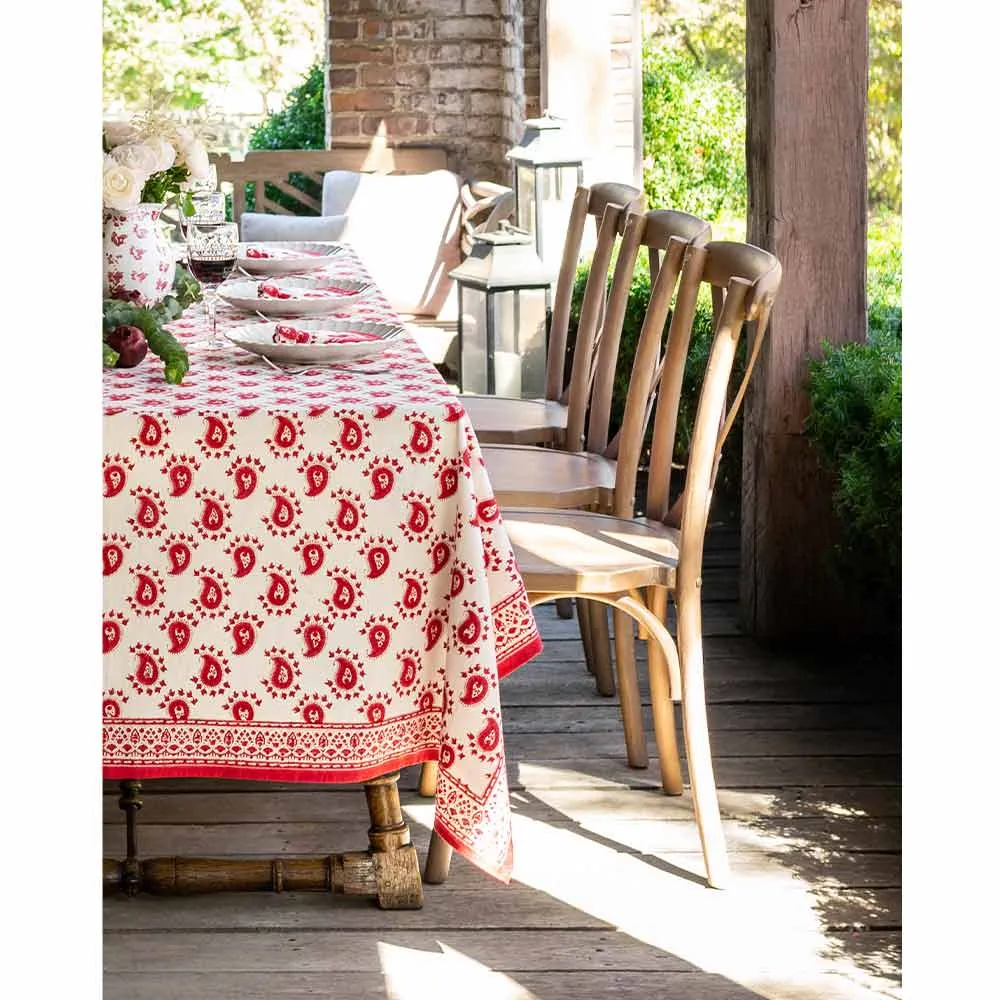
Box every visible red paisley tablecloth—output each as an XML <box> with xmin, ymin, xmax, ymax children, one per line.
<box><xmin>102</xmin><ymin>248</ymin><xmax>543</xmax><ymax>881</ymax></box>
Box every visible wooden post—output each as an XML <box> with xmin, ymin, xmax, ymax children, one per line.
<box><xmin>742</xmin><ymin>0</ymin><xmax>869</xmax><ymax>640</ymax></box>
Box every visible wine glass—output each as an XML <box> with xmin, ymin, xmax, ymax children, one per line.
<box><xmin>185</xmin><ymin>164</ymin><xmax>226</xmax><ymax>228</ymax></box>
<box><xmin>186</xmin><ymin>220</ymin><xmax>239</xmax><ymax>348</ymax></box>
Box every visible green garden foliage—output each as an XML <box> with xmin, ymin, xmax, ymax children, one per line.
<box><xmin>641</xmin><ymin>44</ymin><xmax>747</xmax><ymax>222</ymax></box>
<box><xmin>803</xmin><ymin>215</ymin><xmax>902</xmax><ymax>612</ymax></box>
<box><xmin>243</xmin><ymin>63</ymin><xmax>326</xmax><ymax>214</ymax></box>
<box><xmin>248</xmin><ymin>62</ymin><xmax>326</xmax><ymax>152</ymax></box>
<box><xmin>642</xmin><ymin>1</ymin><xmax>901</xmax><ymax>214</ymax></box>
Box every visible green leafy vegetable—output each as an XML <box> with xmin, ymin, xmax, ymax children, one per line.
<box><xmin>102</xmin><ymin>264</ymin><xmax>201</xmax><ymax>383</ymax></box>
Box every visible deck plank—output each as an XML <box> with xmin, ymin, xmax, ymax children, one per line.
<box><xmin>101</xmin><ymin>969</ymin><xmax>901</xmax><ymax>1000</ymax></box>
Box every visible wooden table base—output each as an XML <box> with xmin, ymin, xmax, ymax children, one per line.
<box><xmin>102</xmin><ymin>773</ymin><xmax>424</xmax><ymax>909</ymax></box>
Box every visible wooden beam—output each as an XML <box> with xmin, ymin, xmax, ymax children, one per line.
<box><xmin>742</xmin><ymin>0</ymin><xmax>869</xmax><ymax>640</ymax></box>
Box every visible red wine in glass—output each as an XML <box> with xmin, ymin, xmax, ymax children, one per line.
<box><xmin>185</xmin><ymin>219</ymin><xmax>239</xmax><ymax>347</ymax></box>
<box><xmin>188</xmin><ymin>256</ymin><xmax>236</xmax><ymax>285</ymax></box>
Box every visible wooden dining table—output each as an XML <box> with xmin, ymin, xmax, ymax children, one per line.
<box><xmin>102</xmin><ymin>247</ymin><xmax>543</xmax><ymax>908</ymax></box>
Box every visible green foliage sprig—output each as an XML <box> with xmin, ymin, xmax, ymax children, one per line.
<box><xmin>141</xmin><ymin>165</ymin><xmax>196</xmax><ymax>216</ymax></box>
<box><xmin>102</xmin><ymin>263</ymin><xmax>202</xmax><ymax>383</ymax></box>
<box><xmin>804</xmin><ymin>330</ymin><xmax>901</xmax><ymax>603</ymax></box>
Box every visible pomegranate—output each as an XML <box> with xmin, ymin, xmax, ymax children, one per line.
<box><xmin>106</xmin><ymin>325</ymin><xmax>148</xmax><ymax>368</ymax></box>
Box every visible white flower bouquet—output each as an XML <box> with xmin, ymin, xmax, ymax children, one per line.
<box><xmin>102</xmin><ymin>111</ymin><xmax>212</xmax><ymax>213</ymax></box>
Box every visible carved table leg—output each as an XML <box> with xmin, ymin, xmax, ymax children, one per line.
<box><xmin>118</xmin><ymin>780</ymin><xmax>143</xmax><ymax>897</ymax></box>
<box><xmin>365</xmin><ymin>773</ymin><xmax>424</xmax><ymax>909</ymax></box>
<box><xmin>104</xmin><ymin>774</ymin><xmax>424</xmax><ymax>908</ymax></box>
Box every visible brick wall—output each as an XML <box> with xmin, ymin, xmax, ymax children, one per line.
<box><xmin>323</xmin><ymin>0</ymin><xmax>636</xmax><ymax>185</ymax></box>
<box><xmin>324</xmin><ymin>0</ymin><xmax>527</xmax><ymax>183</ymax></box>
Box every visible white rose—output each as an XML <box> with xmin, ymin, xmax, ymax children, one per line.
<box><xmin>179</xmin><ymin>137</ymin><xmax>211</xmax><ymax>181</ymax></box>
<box><xmin>110</xmin><ymin>141</ymin><xmax>160</xmax><ymax>177</ymax></box>
<box><xmin>103</xmin><ymin>120</ymin><xmax>140</xmax><ymax>147</ymax></box>
<box><xmin>103</xmin><ymin>154</ymin><xmax>145</xmax><ymax>211</ymax></box>
<box><xmin>145</xmin><ymin>135</ymin><xmax>177</xmax><ymax>173</ymax></box>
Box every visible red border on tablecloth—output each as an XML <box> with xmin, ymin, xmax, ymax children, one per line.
<box><xmin>102</xmin><ymin>746</ymin><xmax>439</xmax><ymax>785</ymax></box>
<box><xmin>496</xmin><ymin>630</ymin><xmax>544</xmax><ymax>680</ymax></box>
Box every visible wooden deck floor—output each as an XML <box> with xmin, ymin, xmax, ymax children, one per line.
<box><xmin>102</xmin><ymin>525</ymin><xmax>902</xmax><ymax>1000</ymax></box>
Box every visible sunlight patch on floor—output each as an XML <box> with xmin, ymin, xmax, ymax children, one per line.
<box><xmin>405</xmin><ymin>763</ymin><xmax>898</xmax><ymax>1000</ymax></box>
<box><xmin>378</xmin><ymin>940</ymin><xmax>536</xmax><ymax>1000</ymax></box>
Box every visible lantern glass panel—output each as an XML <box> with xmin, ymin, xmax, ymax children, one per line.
<box><xmin>515</xmin><ymin>163</ymin><xmax>536</xmax><ymax>234</ymax></box>
<box><xmin>459</xmin><ymin>286</ymin><xmax>489</xmax><ymax>395</ymax></box>
<box><xmin>458</xmin><ymin>286</ymin><xmax>550</xmax><ymax>399</ymax></box>
<box><xmin>535</xmin><ymin>164</ymin><xmax>583</xmax><ymax>273</ymax></box>
<box><xmin>508</xmin><ymin>288</ymin><xmax>549</xmax><ymax>400</ymax></box>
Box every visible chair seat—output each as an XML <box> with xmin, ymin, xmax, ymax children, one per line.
<box><xmin>460</xmin><ymin>396</ymin><xmax>568</xmax><ymax>446</ymax></box>
<box><xmin>482</xmin><ymin>444</ymin><xmax>615</xmax><ymax>508</ymax></box>
<box><xmin>503</xmin><ymin>508</ymin><xmax>679</xmax><ymax>594</ymax></box>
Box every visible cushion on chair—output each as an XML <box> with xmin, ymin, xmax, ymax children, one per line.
<box><xmin>321</xmin><ymin>169</ymin><xmax>462</xmax><ymax>319</ymax></box>
<box><xmin>239</xmin><ymin>212</ymin><xmax>349</xmax><ymax>243</ymax></box>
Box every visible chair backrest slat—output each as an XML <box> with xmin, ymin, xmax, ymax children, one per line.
<box><xmin>611</xmin><ymin>233</ymin><xmax>690</xmax><ymax>517</ymax></box>
<box><xmin>545</xmin><ymin>186</ymin><xmax>593</xmax><ymax>401</ymax></box>
<box><xmin>634</xmin><ymin>240</ymin><xmax>706</xmax><ymax>521</ymax></box>
<box><xmin>544</xmin><ymin>181</ymin><xmax>643</xmax><ymax>403</ymax></box>
<box><xmin>585</xmin><ymin>209</ymin><xmax>711</xmax><ymax>473</ymax></box>
<box><xmin>636</xmin><ymin>241</ymin><xmax>780</xmax><ymax>575</ymax></box>
<box><xmin>563</xmin><ymin>201</ymin><xmax>628</xmax><ymax>452</ymax></box>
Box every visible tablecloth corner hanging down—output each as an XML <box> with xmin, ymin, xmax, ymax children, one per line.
<box><xmin>102</xmin><ymin>247</ymin><xmax>543</xmax><ymax>881</ymax></box>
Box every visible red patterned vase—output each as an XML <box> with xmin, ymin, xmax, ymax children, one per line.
<box><xmin>103</xmin><ymin>202</ymin><xmax>177</xmax><ymax>307</ymax></box>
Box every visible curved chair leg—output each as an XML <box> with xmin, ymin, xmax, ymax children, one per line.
<box><xmin>555</xmin><ymin>597</ymin><xmax>575</xmax><ymax>619</ymax></box>
<box><xmin>675</xmin><ymin>587</ymin><xmax>729</xmax><ymax>889</ymax></box>
<box><xmin>423</xmin><ymin>830</ymin><xmax>454</xmax><ymax>884</ymax></box>
<box><xmin>417</xmin><ymin>761</ymin><xmax>438</xmax><ymax>798</ymax></box>
<box><xmin>588</xmin><ymin>602</ymin><xmax>616</xmax><ymax>697</ymax></box>
<box><xmin>646</xmin><ymin>588</ymin><xmax>683</xmax><ymax>795</ymax></box>
<box><xmin>612</xmin><ymin>609</ymin><xmax>648</xmax><ymax>768</ymax></box>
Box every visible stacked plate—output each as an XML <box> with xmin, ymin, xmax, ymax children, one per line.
<box><xmin>226</xmin><ymin>320</ymin><xmax>406</xmax><ymax>365</ymax></box>
<box><xmin>235</xmin><ymin>241</ymin><xmax>344</xmax><ymax>276</ymax></box>
<box><xmin>217</xmin><ymin>241</ymin><xmax>402</xmax><ymax>365</ymax></box>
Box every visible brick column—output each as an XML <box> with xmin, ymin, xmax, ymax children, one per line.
<box><xmin>325</xmin><ymin>0</ymin><xmax>528</xmax><ymax>182</ymax></box>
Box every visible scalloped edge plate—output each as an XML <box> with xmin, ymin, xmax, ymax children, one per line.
<box><xmin>235</xmin><ymin>241</ymin><xmax>345</xmax><ymax>276</ymax></box>
<box><xmin>226</xmin><ymin>319</ymin><xmax>406</xmax><ymax>364</ymax></box>
<box><xmin>218</xmin><ymin>274</ymin><xmax>374</xmax><ymax>316</ymax></box>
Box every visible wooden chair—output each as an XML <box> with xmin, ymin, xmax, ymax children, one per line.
<box><xmin>478</xmin><ymin>208</ymin><xmax>712</xmax><ymax>510</ymax></box>
<box><xmin>477</xmin><ymin>209</ymin><xmax>711</xmax><ymax>702</ymax></box>
<box><xmin>423</xmin><ymin>239</ymin><xmax>782</xmax><ymax>889</ymax></box>
<box><xmin>459</xmin><ymin>181</ymin><xmax>644</xmax><ymax>446</ymax></box>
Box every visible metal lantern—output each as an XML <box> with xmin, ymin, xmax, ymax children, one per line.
<box><xmin>506</xmin><ymin>113</ymin><xmax>585</xmax><ymax>272</ymax></box>
<box><xmin>450</xmin><ymin>225</ymin><xmax>554</xmax><ymax>399</ymax></box>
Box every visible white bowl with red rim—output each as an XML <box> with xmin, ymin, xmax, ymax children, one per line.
<box><xmin>226</xmin><ymin>319</ymin><xmax>406</xmax><ymax>364</ymax></box>
<box><xmin>235</xmin><ymin>241</ymin><xmax>345</xmax><ymax>276</ymax></box>
<box><xmin>217</xmin><ymin>273</ymin><xmax>374</xmax><ymax>316</ymax></box>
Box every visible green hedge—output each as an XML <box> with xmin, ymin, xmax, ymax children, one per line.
<box><xmin>241</xmin><ymin>63</ymin><xmax>326</xmax><ymax>216</ymax></box>
<box><xmin>641</xmin><ymin>44</ymin><xmax>747</xmax><ymax>222</ymax></box>
<box><xmin>803</xmin><ymin>214</ymin><xmax>902</xmax><ymax>619</ymax></box>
